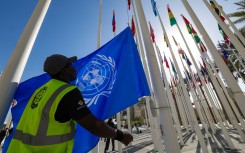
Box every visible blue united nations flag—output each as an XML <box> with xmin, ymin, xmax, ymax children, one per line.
<box><xmin>3</xmin><ymin>27</ymin><xmax>150</xmax><ymax>153</ymax></box>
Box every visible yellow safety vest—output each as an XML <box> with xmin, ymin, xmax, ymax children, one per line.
<box><xmin>7</xmin><ymin>79</ymin><xmax>77</xmax><ymax>153</ymax></box>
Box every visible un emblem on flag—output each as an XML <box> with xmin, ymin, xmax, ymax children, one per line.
<box><xmin>76</xmin><ymin>54</ymin><xmax>117</xmax><ymax>107</ymax></box>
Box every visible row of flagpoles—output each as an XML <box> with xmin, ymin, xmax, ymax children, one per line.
<box><xmin>0</xmin><ymin>0</ymin><xmax>245</xmax><ymax>153</ymax></box>
<box><xmin>129</xmin><ymin>0</ymin><xmax>245</xmax><ymax>152</ymax></box>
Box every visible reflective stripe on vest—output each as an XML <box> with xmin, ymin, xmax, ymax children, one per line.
<box><xmin>13</xmin><ymin>84</ymin><xmax>75</xmax><ymax>146</ymax></box>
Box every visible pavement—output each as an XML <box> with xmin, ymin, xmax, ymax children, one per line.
<box><xmin>98</xmin><ymin>126</ymin><xmax>245</xmax><ymax>153</ymax></box>
<box><xmin>1</xmin><ymin>126</ymin><xmax>245</xmax><ymax>153</ymax></box>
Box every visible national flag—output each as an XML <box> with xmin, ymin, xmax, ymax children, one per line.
<box><xmin>182</xmin><ymin>51</ymin><xmax>186</xmax><ymax>59</ymax></box>
<box><xmin>170</xmin><ymin>58</ymin><xmax>177</xmax><ymax>74</ymax></box>
<box><xmin>194</xmin><ymin>73</ymin><xmax>202</xmax><ymax>86</ymax></box>
<box><xmin>201</xmin><ymin>57</ymin><xmax>206</xmax><ymax>69</ymax></box>
<box><xmin>172</xmin><ymin>36</ymin><xmax>178</xmax><ymax>46</ymax></box>
<box><xmin>218</xmin><ymin>41</ymin><xmax>229</xmax><ymax>59</ymax></box>
<box><xmin>178</xmin><ymin>48</ymin><xmax>184</xmax><ymax>54</ymax></box>
<box><xmin>164</xmin><ymin>54</ymin><xmax>170</xmax><ymax>68</ymax></box>
<box><xmin>164</xmin><ymin>34</ymin><xmax>169</xmax><ymax>47</ymax></box>
<box><xmin>185</xmin><ymin>69</ymin><xmax>192</xmax><ymax>81</ymax></box>
<box><xmin>149</xmin><ymin>22</ymin><xmax>155</xmax><ymax>43</ymax></box>
<box><xmin>128</xmin><ymin>0</ymin><xmax>131</xmax><ymax>10</ymax></box>
<box><xmin>131</xmin><ymin>16</ymin><xmax>136</xmax><ymax>36</ymax></box>
<box><xmin>167</xmin><ymin>5</ymin><xmax>177</xmax><ymax>26</ymax></box>
<box><xmin>151</xmin><ymin>0</ymin><xmax>158</xmax><ymax>16</ymax></box>
<box><xmin>210</xmin><ymin>0</ymin><xmax>220</xmax><ymax>15</ymax></box>
<box><xmin>199</xmin><ymin>62</ymin><xmax>208</xmax><ymax>83</ymax></box>
<box><xmin>186</xmin><ymin>56</ymin><xmax>192</xmax><ymax>66</ymax></box>
<box><xmin>191</xmin><ymin>26</ymin><xmax>201</xmax><ymax>43</ymax></box>
<box><xmin>200</xmin><ymin>41</ymin><xmax>207</xmax><ymax>52</ymax></box>
<box><xmin>112</xmin><ymin>10</ymin><xmax>116</xmax><ymax>32</ymax></box>
<box><xmin>209</xmin><ymin>1</ymin><xmax>226</xmax><ymax>21</ymax></box>
<box><xmin>199</xmin><ymin>64</ymin><xmax>207</xmax><ymax>83</ymax></box>
<box><xmin>3</xmin><ymin>27</ymin><xmax>150</xmax><ymax>153</ymax></box>
<box><xmin>182</xmin><ymin>15</ymin><xmax>192</xmax><ymax>34</ymax></box>
<box><xmin>218</xmin><ymin>24</ymin><xmax>229</xmax><ymax>44</ymax></box>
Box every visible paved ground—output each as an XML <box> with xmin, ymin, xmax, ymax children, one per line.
<box><xmin>98</xmin><ymin>127</ymin><xmax>245</xmax><ymax>153</ymax></box>
<box><xmin>1</xmin><ymin>127</ymin><xmax>245</xmax><ymax>153</ymax></box>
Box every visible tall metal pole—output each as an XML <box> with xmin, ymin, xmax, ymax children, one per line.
<box><xmin>132</xmin><ymin>1</ymin><xmax>164</xmax><ymax>150</ymax></box>
<box><xmin>135</xmin><ymin>1</ymin><xmax>181</xmax><ymax>152</ymax></box>
<box><xmin>0</xmin><ymin>0</ymin><xmax>51</xmax><ymax>127</ymax></box>
<box><xmin>92</xmin><ymin>1</ymin><xmax>102</xmax><ymax>152</ymax></box>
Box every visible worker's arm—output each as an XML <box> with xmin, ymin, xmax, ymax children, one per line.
<box><xmin>77</xmin><ymin>113</ymin><xmax>133</xmax><ymax>146</ymax></box>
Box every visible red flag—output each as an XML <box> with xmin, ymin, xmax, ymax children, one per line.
<box><xmin>178</xmin><ymin>49</ymin><xmax>183</xmax><ymax>54</ymax></box>
<box><xmin>200</xmin><ymin>41</ymin><xmax>207</xmax><ymax>52</ymax></box>
<box><xmin>131</xmin><ymin>16</ymin><xmax>136</xmax><ymax>36</ymax></box>
<box><xmin>149</xmin><ymin>22</ymin><xmax>155</xmax><ymax>43</ymax></box>
<box><xmin>220</xmin><ymin>15</ymin><xmax>225</xmax><ymax>22</ymax></box>
<box><xmin>128</xmin><ymin>0</ymin><xmax>131</xmax><ymax>10</ymax></box>
<box><xmin>164</xmin><ymin>55</ymin><xmax>170</xmax><ymax>68</ymax></box>
<box><xmin>112</xmin><ymin>10</ymin><xmax>116</xmax><ymax>32</ymax></box>
<box><xmin>182</xmin><ymin>15</ymin><xmax>190</xmax><ymax>24</ymax></box>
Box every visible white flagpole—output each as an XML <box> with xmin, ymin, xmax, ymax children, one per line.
<box><xmin>131</xmin><ymin>1</ymin><xmax>161</xmax><ymax>150</ymax></box>
<box><xmin>155</xmin><ymin>46</ymin><xmax>184</xmax><ymax>145</ymax></box>
<box><xmin>202</xmin><ymin>0</ymin><xmax>245</xmax><ymax>60</ymax></box>
<box><xmin>0</xmin><ymin>0</ymin><xmax>51</xmax><ymax>127</ymax></box>
<box><xmin>132</xmin><ymin>1</ymin><xmax>160</xmax><ymax>150</ymax></box>
<box><xmin>116</xmin><ymin>113</ymin><xmax>122</xmax><ymax>153</ymax></box>
<box><xmin>92</xmin><ymin>0</ymin><xmax>102</xmax><ymax>152</ymax></box>
<box><xmin>181</xmin><ymin>0</ymin><xmax>245</xmax><ymax>118</ymax></box>
<box><xmin>155</xmin><ymin>5</ymin><xmax>208</xmax><ymax>153</ymax></box>
<box><xmin>212</xmin><ymin>0</ymin><xmax>245</xmax><ymax>45</ymax></box>
<box><xmin>135</xmin><ymin>1</ymin><xmax>181</xmax><ymax>153</ymax></box>
<box><xmin>175</xmin><ymin>80</ymin><xmax>194</xmax><ymax>132</ymax></box>
<box><xmin>126</xmin><ymin>107</ymin><xmax>132</xmax><ymax>135</ymax></box>
<box><xmin>97</xmin><ymin>0</ymin><xmax>102</xmax><ymax>49</ymax></box>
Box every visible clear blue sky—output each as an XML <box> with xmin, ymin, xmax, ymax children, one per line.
<box><xmin>0</xmin><ymin>0</ymin><xmax>241</xmax><ymax>82</ymax></box>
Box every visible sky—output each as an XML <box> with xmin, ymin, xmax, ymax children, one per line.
<box><xmin>0</xmin><ymin>0</ymin><xmax>242</xmax><ymax>83</ymax></box>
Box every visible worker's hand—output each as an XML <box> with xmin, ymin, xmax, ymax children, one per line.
<box><xmin>120</xmin><ymin>132</ymin><xmax>133</xmax><ymax>146</ymax></box>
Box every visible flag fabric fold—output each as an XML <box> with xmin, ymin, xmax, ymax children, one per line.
<box><xmin>200</xmin><ymin>41</ymin><xmax>207</xmax><ymax>52</ymax></box>
<box><xmin>112</xmin><ymin>10</ymin><xmax>116</xmax><ymax>32</ymax></box>
<box><xmin>149</xmin><ymin>22</ymin><xmax>155</xmax><ymax>43</ymax></box>
<box><xmin>186</xmin><ymin>56</ymin><xmax>192</xmax><ymax>66</ymax></box>
<box><xmin>218</xmin><ymin>41</ymin><xmax>229</xmax><ymax>59</ymax></box>
<box><xmin>182</xmin><ymin>51</ymin><xmax>186</xmax><ymax>60</ymax></box>
<box><xmin>3</xmin><ymin>27</ymin><xmax>150</xmax><ymax>153</ymax></box>
<box><xmin>178</xmin><ymin>48</ymin><xmax>183</xmax><ymax>54</ymax></box>
<box><xmin>170</xmin><ymin>59</ymin><xmax>177</xmax><ymax>74</ymax></box>
<box><xmin>167</xmin><ymin>5</ymin><xmax>177</xmax><ymax>26</ymax></box>
<box><xmin>191</xmin><ymin>27</ymin><xmax>201</xmax><ymax>43</ymax></box>
<box><xmin>182</xmin><ymin>15</ymin><xmax>192</xmax><ymax>34</ymax></box>
<box><xmin>164</xmin><ymin>55</ymin><xmax>170</xmax><ymax>68</ymax></box>
<box><xmin>128</xmin><ymin>0</ymin><xmax>131</xmax><ymax>10</ymax></box>
<box><xmin>151</xmin><ymin>0</ymin><xmax>158</xmax><ymax>16</ymax></box>
<box><xmin>201</xmin><ymin>57</ymin><xmax>206</xmax><ymax>69</ymax></box>
<box><xmin>131</xmin><ymin>16</ymin><xmax>136</xmax><ymax>36</ymax></box>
